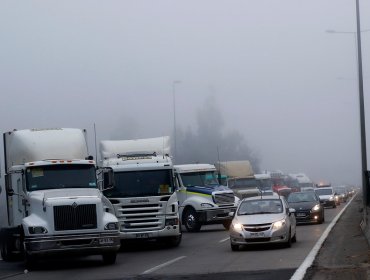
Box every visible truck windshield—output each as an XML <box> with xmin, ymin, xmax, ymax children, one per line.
<box><xmin>181</xmin><ymin>171</ymin><xmax>219</xmax><ymax>187</ymax></box>
<box><xmin>229</xmin><ymin>178</ymin><xmax>258</xmax><ymax>189</ymax></box>
<box><xmin>104</xmin><ymin>169</ymin><xmax>174</xmax><ymax>198</ymax></box>
<box><xmin>257</xmin><ymin>179</ymin><xmax>273</xmax><ymax>191</ymax></box>
<box><xmin>25</xmin><ymin>164</ymin><xmax>97</xmax><ymax>191</ymax></box>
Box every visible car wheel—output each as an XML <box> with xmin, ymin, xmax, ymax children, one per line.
<box><xmin>183</xmin><ymin>208</ymin><xmax>202</xmax><ymax>232</ymax></box>
<box><xmin>222</xmin><ymin>220</ymin><xmax>232</xmax><ymax>230</ymax></box>
<box><xmin>285</xmin><ymin>229</ymin><xmax>292</xmax><ymax>248</ymax></box>
<box><xmin>292</xmin><ymin>231</ymin><xmax>297</xmax><ymax>243</ymax></box>
<box><xmin>230</xmin><ymin>242</ymin><xmax>239</xmax><ymax>251</ymax></box>
<box><xmin>102</xmin><ymin>252</ymin><xmax>117</xmax><ymax>265</ymax></box>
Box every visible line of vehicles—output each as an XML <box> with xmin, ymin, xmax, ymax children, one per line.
<box><xmin>0</xmin><ymin>128</ymin><xmax>357</xmax><ymax>267</ymax></box>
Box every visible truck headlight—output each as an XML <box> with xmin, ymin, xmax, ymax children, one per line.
<box><xmin>201</xmin><ymin>203</ymin><xmax>214</xmax><ymax>208</ymax></box>
<box><xmin>29</xmin><ymin>226</ymin><xmax>48</xmax><ymax>234</ymax></box>
<box><xmin>165</xmin><ymin>218</ymin><xmax>179</xmax><ymax>226</ymax></box>
<box><xmin>329</xmin><ymin>196</ymin><xmax>334</xmax><ymax>201</ymax></box>
<box><xmin>272</xmin><ymin>220</ymin><xmax>286</xmax><ymax>230</ymax></box>
<box><xmin>104</xmin><ymin>222</ymin><xmax>118</xmax><ymax>230</ymax></box>
<box><xmin>312</xmin><ymin>204</ymin><xmax>321</xmax><ymax>212</ymax></box>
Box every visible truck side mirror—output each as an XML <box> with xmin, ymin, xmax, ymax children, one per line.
<box><xmin>103</xmin><ymin>168</ymin><xmax>115</xmax><ymax>190</ymax></box>
<box><xmin>5</xmin><ymin>175</ymin><xmax>14</xmax><ymax>196</ymax></box>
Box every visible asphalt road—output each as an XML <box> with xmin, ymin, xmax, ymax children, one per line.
<box><xmin>0</xmin><ymin>202</ymin><xmax>346</xmax><ymax>280</ymax></box>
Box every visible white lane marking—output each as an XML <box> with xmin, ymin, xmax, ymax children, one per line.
<box><xmin>290</xmin><ymin>193</ymin><xmax>357</xmax><ymax>280</ymax></box>
<box><xmin>141</xmin><ymin>256</ymin><xmax>186</xmax><ymax>275</ymax></box>
<box><xmin>219</xmin><ymin>237</ymin><xmax>230</xmax><ymax>243</ymax></box>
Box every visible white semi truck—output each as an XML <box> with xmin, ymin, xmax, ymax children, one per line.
<box><xmin>216</xmin><ymin>160</ymin><xmax>261</xmax><ymax>199</ymax></box>
<box><xmin>100</xmin><ymin>136</ymin><xmax>181</xmax><ymax>247</ymax></box>
<box><xmin>0</xmin><ymin>128</ymin><xmax>120</xmax><ymax>266</ymax></box>
<box><xmin>174</xmin><ymin>164</ymin><xmax>238</xmax><ymax>232</ymax></box>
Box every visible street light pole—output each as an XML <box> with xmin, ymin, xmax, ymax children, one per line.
<box><xmin>172</xmin><ymin>80</ymin><xmax>181</xmax><ymax>163</ymax></box>
<box><xmin>326</xmin><ymin>7</ymin><xmax>369</xmax><ymax>206</ymax></box>
<box><xmin>355</xmin><ymin>0</ymin><xmax>368</xmax><ymax>206</ymax></box>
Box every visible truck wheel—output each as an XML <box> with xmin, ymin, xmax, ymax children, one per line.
<box><xmin>165</xmin><ymin>234</ymin><xmax>182</xmax><ymax>247</ymax></box>
<box><xmin>222</xmin><ymin>220</ymin><xmax>232</xmax><ymax>230</ymax></box>
<box><xmin>0</xmin><ymin>229</ymin><xmax>19</xmax><ymax>262</ymax></box>
<box><xmin>24</xmin><ymin>252</ymin><xmax>37</xmax><ymax>269</ymax></box>
<box><xmin>102</xmin><ymin>252</ymin><xmax>117</xmax><ymax>265</ymax></box>
<box><xmin>183</xmin><ymin>208</ymin><xmax>201</xmax><ymax>232</ymax></box>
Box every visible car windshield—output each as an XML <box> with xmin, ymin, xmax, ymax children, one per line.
<box><xmin>25</xmin><ymin>164</ymin><xmax>97</xmax><ymax>191</ymax></box>
<box><xmin>238</xmin><ymin>199</ymin><xmax>283</xmax><ymax>215</ymax></box>
<box><xmin>315</xmin><ymin>188</ymin><xmax>333</xmax><ymax>195</ymax></box>
<box><xmin>104</xmin><ymin>169</ymin><xmax>174</xmax><ymax>198</ymax></box>
<box><xmin>180</xmin><ymin>171</ymin><xmax>219</xmax><ymax>187</ymax></box>
<box><xmin>287</xmin><ymin>192</ymin><xmax>318</xmax><ymax>203</ymax></box>
<box><xmin>334</xmin><ymin>187</ymin><xmax>346</xmax><ymax>194</ymax></box>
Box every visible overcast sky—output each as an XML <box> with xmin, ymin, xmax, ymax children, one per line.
<box><xmin>1</xmin><ymin>0</ymin><xmax>370</xmax><ymax>187</ymax></box>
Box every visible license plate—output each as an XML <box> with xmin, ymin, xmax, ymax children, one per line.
<box><xmin>297</xmin><ymin>213</ymin><xmax>306</xmax><ymax>217</ymax></box>
<box><xmin>99</xmin><ymin>237</ymin><xmax>114</xmax><ymax>245</ymax></box>
<box><xmin>250</xmin><ymin>232</ymin><xmax>265</xmax><ymax>238</ymax></box>
<box><xmin>135</xmin><ymin>233</ymin><xmax>150</xmax><ymax>238</ymax></box>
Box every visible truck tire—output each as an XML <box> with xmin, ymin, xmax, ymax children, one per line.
<box><xmin>102</xmin><ymin>252</ymin><xmax>117</xmax><ymax>265</ymax></box>
<box><xmin>24</xmin><ymin>252</ymin><xmax>37</xmax><ymax>269</ymax></box>
<box><xmin>222</xmin><ymin>220</ymin><xmax>232</xmax><ymax>230</ymax></box>
<box><xmin>165</xmin><ymin>234</ymin><xmax>182</xmax><ymax>247</ymax></box>
<box><xmin>0</xmin><ymin>229</ymin><xmax>20</xmax><ymax>262</ymax></box>
<box><xmin>183</xmin><ymin>208</ymin><xmax>201</xmax><ymax>232</ymax></box>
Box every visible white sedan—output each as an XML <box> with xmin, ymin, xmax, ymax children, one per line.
<box><xmin>229</xmin><ymin>195</ymin><xmax>297</xmax><ymax>251</ymax></box>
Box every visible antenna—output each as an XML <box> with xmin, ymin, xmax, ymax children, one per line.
<box><xmin>162</xmin><ymin>136</ymin><xmax>165</xmax><ymax>159</ymax></box>
<box><xmin>217</xmin><ymin>145</ymin><xmax>222</xmax><ymax>184</ymax></box>
<box><xmin>94</xmin><ymin>123</ymin><xmax>98</xmax><ymax>162</ymax></box>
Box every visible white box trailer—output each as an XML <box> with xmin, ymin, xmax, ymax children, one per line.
<box><xmin>100</xmin><ymin>136</ymin><xmax>181</xmax><ymax>247</ymax></box>
<box><xmin>1</xmin><ymin>128</ymin><xmax>120</xmax><ymax>266</ymax></box>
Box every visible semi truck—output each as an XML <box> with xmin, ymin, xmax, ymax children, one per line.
<box><xmin>100</xmin><ymin>136</ymin><xmax>181</xmax><ymax>247</ymax></box>
<box><xmin>216</xmin><ymin>160</ymin><xmax>261</xmax><ymax>199</ymax></box>
<box><xmin>0</xmin><ymin>128</ymin><xmax>120</xmax><ymax>266</ymax></box>
<box><xmin>174</xmin><ymin>163</ymin><xmax>238</xmax><ymax>232</ymax></box>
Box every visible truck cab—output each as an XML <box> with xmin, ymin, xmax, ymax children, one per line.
<box><xmin>174</xmin><ymin>164</ymin><xmax>238</xmax><ymax>232</ymax></box>
<box><xmin>1</xmin><ymin>128</ymin><xmax>120</xmax><ymax>266</ymax></box>
<box><xmin>100</xmin><ymin>137</ymin><xmax>181</xmax><ymax>247</ymax></box>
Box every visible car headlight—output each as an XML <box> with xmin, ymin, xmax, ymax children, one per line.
<box><xmin>29</xmin><ymin>226</ymin><xmax>48</xmax><ymax>234</ymax></box>
<box><xmin>104</xmin><ymin>222</ymin><xmax>118</xmax><ymax>230</ymax></box>
<box><xmin>312</xmin><ymin>204</ymin><xmax>321</xmax><ymax>211</ymax></box>
<box><xmin>272</xmin><ymin>219</ymin><xmax>286</xmax><ymax>230</ymax></box>
<box><xmin>232</xmin><ymin>223</ymin><xmax>243</xmax><ymax>231</ymax></box>
<box><xmin>201</xmin><ymin>203</ymin><xmax>214</xmax><ymax>208</ymax></box>
<box><xmin>329</xmin><ymin>196</ymin><xmax>334</xmax><ymax>201</ymax></box>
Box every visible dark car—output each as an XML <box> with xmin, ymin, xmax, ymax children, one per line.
<box><xmin>287</xmin><ymin>191</ymin><xmax>324</xmax><ymax>224</ymax></box>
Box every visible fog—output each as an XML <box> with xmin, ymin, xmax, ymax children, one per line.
<box><xmin>1</xmin><ymin>0</ymin><xmax>370</xmax><ymax>194</ymax></box>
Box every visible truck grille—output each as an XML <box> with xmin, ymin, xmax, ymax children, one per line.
<box><xmin>213</xmin><ymin>193</ymin><xmax>235</xmax><ymax>205</ymax></box>
<box><xmin>116</xmin><ymin>203</ymin><xmax>164</xmax><ymax>232</ymax></box>
<box><xmin>54</xmin><ymin>204</ymin><xmax>97</xmax><ymax>231</ymax></box>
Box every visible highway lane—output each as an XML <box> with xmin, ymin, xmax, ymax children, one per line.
<box><xmin>0</xmin><ymin>201</ymin><xmax>348</xmax><ymax>280</ymax></box>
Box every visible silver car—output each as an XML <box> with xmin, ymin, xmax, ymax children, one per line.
<box><xmin>229</xmin><ymin>195</ymin><xmax>297</xmax><ymax>251</ymax></box>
